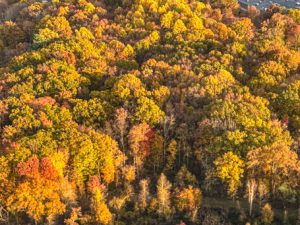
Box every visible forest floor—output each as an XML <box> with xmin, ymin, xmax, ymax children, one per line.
<box><xmin>203</xmin><ymin>197</ymin><xmax>299</xmax><ymax>223</ymax></box>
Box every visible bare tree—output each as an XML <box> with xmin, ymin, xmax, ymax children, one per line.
<box><xmin>246</xmin><ymin>179</ymin><xmax>257</xmax><ymax>216</ymax></box>
<box><xmin>114</xmin><ymin>108</ymin><xmax>129</xmax><ymax>153</ymax></box>
<box><xmin>136</xmin><ymin>179</ymin><xmax>150</xmax><ymax>212</ymax></box>
<box><xmin>0</xmin><ymin>206</ymin><xmax>9</xmax><ymax>224</ymax></box>
<box><xmin>156</xmin><ymin>173</ymin><xmax>172</xmax><ymax>217</ymax></box>
<box><xmin>161</xmin><ymin>114</ymin><xmax>175</xmax><ymax>164</ymax></box>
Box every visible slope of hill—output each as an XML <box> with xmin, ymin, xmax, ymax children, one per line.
<box><xmin>0</xmin><ymin>0</ymin><xmax>299</xmax><ymax>225</ymax></box>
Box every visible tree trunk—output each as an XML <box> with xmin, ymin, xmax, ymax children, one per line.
<box><xmin>297</xmin><ymin>206</ymin><xmax>300</xmax><ymax>225</ymax></box>
<box><xmin>247</xmin><ymin>179</ymin><xmax>257</xmax><ymax>217</ymax></box>
<box><xmin>249</xmin><ymin>197</ymin><xmax>253</xmax><ymax>216</ymax></box>
<box><xmin>191</xmin><ymin>208</ymin><xmax>198</xmax><ymax>223</ymax></box>
<box><xmin>283</xmin><ymin>206</ymin><xmax>288</xmax><ymax>224</ymax></box>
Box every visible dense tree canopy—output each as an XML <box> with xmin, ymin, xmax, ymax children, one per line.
<box><xmin>0</xmin><ymin>0</ymin><xmax>299</xmax><ymax>224</ymax></box>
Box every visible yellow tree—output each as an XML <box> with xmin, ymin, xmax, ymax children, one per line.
<box><xmin>214</xmin><ymin>152</ymin><xmax>245</xmax><ymax>198</ymax></box>
<box><xmin>173</xmin><ymin>19</ymin><xmax>187</xmax><ymax>35</ymax></box>
<box><xmin>93</xmin><ymin>189</ymin><xmax>112</xmax><ymax>225</ymax></box>
<box><xmin>87</xmin><ymin>176</ymin><xmax>112</xmax><ymax>225</ymax></box>
<box><xmin>134</xmin><ymin>97</ymin><xmax>165</xmax><ymax>126</ymax></box>
<box><xmin>247</xmin><ymin>142</ymin><xmax>300</xmax><ymax>196</ymax></box>
<box><xmin>0</xmin><ymin>157</ymin><xmax>12</xmax><ymax>206</ymax></box>
<box><xmin>261</xmin><ymin>203</ymin><xmax>274</xmax><ymax>225</ymax></box>
<box><xmin>175</xmin><ymin>185</ymin><xmax>202</xmax><ymax>222</ymax></box>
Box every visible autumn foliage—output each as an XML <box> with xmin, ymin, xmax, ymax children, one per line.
<box><xmin>0</xmin><ymin>0</ymin><xmax>299</xmax><ymax>224</ymax></box>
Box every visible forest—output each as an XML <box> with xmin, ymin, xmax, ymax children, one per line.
<box><xmin>0</xmin><ymin>0</ymin><xmax>299</xmax><ymax>224</ymax></box>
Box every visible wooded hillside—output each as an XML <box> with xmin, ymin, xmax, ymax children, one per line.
<box><xmin>0</xmin><ymin>0</ymin><xmax>299</xmax><ymax>224</ymax></box>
